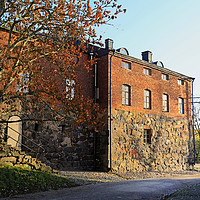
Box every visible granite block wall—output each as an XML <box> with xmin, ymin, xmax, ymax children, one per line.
<box><xmin>22</xmin><ymin>121</ymin><xmax>95</xmax><ymax>170</ymax></box>
<box><xmin>110</xmin><ymin>109</ymin><xmax>193</xmax><ymax>172</ymax></box>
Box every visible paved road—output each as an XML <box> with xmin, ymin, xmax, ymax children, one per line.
<box><xmin>3</xmin><ymin>175</ymin><xmax>200</xmax><ymax>200</ymax></box>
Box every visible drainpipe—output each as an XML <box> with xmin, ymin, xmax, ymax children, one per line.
<box><xmin>94</xmin><ymin>63</ymin><xmax>97</xmax><ymax>103</ymax></box>
<box><xmin>109</xmin><ymin>50</ymin><xmax>115</xmax><ymax>171</ymax></box>
<box><xmin>90</xmin><ymin>52</ymin><xmax>96</xmax><ymax>169</ymax></box>
<box><xmin>192</xmin><ymin>78</ymin><xmax>195</xmax><ymax>165</ymax></box>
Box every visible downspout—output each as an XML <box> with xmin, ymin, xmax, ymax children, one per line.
<box><xmin>192</xmin><ymin>78</ymin><xmax>195</xmax><ymax>165</ymax></box>
<box><xmin>90</xmin><ymin>52</ymin><xmax>97</xmax><ymax>103</ymax></box>
<box><xmin>94</xmin><ymin>63</ymin><xmax>97</xmax><ymax>103</ymax></box>
<box><xmin>109</xmin><ymin>50</ymin><xmax>115</xmax><ymax>171</ymax></box>
<box><xmin>90</xmin><ymin>52</ymin><xmax>96</xmax><ymax>169</ymax></box>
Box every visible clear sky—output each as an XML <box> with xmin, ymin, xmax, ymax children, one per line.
<box><xmin>96</xmin><ymin>0</ymin><xmax>200</xmax><ymax>97</ymax></box>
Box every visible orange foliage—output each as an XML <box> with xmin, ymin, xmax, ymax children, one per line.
<box><xmin>0</xmin><ymin>0</ymin><xmax>125</xmax><ymax>132</ymax></box>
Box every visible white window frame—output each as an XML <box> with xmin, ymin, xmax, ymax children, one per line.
<box><xmin>162</xmin><ymin>74</ymin><xmax>169</xmax><ymax>80</ymax></box>
<box><xmin>178</xmin><ymin>97</ymin><xmax>184</xmax><ymax>114</ymax></box>
<box><xmin>66</xmin><ymin>79</ymin><xmax>75</xmax><ymax>100</ymax></box>
<box><xmin>144</xmin><ymin>89</ymin><xmax>151</xmax><ymax>109</ymax></box>
<box><xmin>17</xmin><ymin>73</ymin><xmax>29</xmax><ymax>93</ymax></box>
<box><xmin>162</xmin><ymin>94</ymin><xmax>169</xmax><ymax>112</ymax></box>
<box><xmin>143</xmin><ymin>68</ymin><xmax>151</xmax><ymax>76</ymax></box>
<box><xmin>122</xmin><ymin>85</ymin><xmax>130</xmax><ymax>106</ymax></box>
<box><xmin>121</xmin><ymin>61</ymin><xmax>131</xmax><ymax>70</ymax></box>
<box><xmin>178</xmin><ymin>79</ymin><xmax>184</xmax><ymax>85</ymax></box>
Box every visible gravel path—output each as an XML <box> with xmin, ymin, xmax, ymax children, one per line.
<box><xmin>58</xmin><ymin>169</ymin><xmax>200</xmax><ymax>185</ymax></box>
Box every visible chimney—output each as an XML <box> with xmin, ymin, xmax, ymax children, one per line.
<box><xmin>105</xmin><ymin>38</ymin><xmax>114</xmax><ymax>50</ymax></box>
<box><xmin>141</xmin><ymin>51</ymin><xmax>152</xmax><ymax>63</ymax></box>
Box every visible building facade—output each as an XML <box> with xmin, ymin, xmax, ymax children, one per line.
<box><xmin>0</xmin><ymin>29</ymin><xmax>194</xmax><ymax>171</ymax></box>
<box><xmin>94</xmin><ymin>39</ymin><xmax>194</xmax><ymax>172</ymax></box>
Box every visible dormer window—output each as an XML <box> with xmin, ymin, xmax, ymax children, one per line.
<box><xmin>178</xmin><ymin>79</ymin><xmax>184</xmax><ymax>85</ymax></box>
<box><xmin>122</xmin><ymin>61</ymin><xmax>131</xmax><ymax>70</ymax></box>
<box><xmin>117</xmin><ymin>48</ymin><xmax>129</xmax><ymax>55</ymax></box>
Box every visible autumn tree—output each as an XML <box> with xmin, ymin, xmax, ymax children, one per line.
<box><xmin>0</xmin><ymin>0</ymin><xmax>125</xmax><ymax>131</ymax></box>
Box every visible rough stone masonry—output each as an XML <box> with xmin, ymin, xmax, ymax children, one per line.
<box><xmin>110</xmin><ymin>109</ymin><xmax>193</xmax><ymax>172</ymax></box>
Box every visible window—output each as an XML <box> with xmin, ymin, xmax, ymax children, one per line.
<box><xmin>178</xmin><ymin>98</ymin><xmax>184</xmax><ymax>114</ymax></box>
<box><xmin>144</xmin><ymin>129</ymin><xmax>151</xmax><ymax>144</ymax></box>
<box><xmin>162</xmin><ymin>94</ymin><xmax>169</xmax><ymax>112</ymax></box>
<box><xmin>143</xmin><ymin>68</ymin><xmax>151</xmax><ymax>76</ymax></box>
<box><xmin>17</xmin><ymin>73</ymin><xmax>29</xmax><ymax>93</ymax></box>
<box><xmin>162</xmin><ymin>74</ymin><xmax>169</xmax><ymax>80</ymax></box>
<box><xmin>121</xmin><ymin>61</ymin><xmax>131</xmax><ymax>70</ymax></box>
<box><xmin>178</xmin><ymin>79</ymin><xmax>184</xmax><ymax>85</ymax></box>
<box><xmin>119</xmin><ymin>48</ymin><xmax>129</xmax><ymax>55</ymax></box>
<box><xmin>144</xmin><ymin>90</ymin><xmax>151</xmax><ymax>109</ymax></box>
<box><xmin>66</xmin><ymin>79</ymin><xmax>75</xmax><ymax>100</ymax></box>
<box><xmin>35</xmin><ymin>123</ymin><xmax>39</xmax><ymax>131</ymax></box>
<box><xmin>122</xmin><ymin>85</ymin><xmax>130</xmax><ymax>106</ymax></box>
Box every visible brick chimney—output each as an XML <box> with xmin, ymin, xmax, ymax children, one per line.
<box><xmin>105</xmin><ymin>38</ymin><xmax>114</xmax><ymax>50</ymax></box>
<box><xmin>141</xmin><ymin>51</ymin><xmax>152</xmax><ymax>63</ymax></box>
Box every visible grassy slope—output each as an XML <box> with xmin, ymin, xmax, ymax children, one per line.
<box><xmin>0</xmin><ymin>165</ymin><xmax>78</xmax><ymax>198</ymax></box>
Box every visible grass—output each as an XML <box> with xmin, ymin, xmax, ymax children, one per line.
<box><xmin>0</xmin><ymin>164</ymin><xmax>78</xmax><ymax>198</ymax></box>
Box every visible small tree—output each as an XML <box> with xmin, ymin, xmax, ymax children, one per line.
<box><xmin>194</xmin><ymin>105</ymin><xmax>200</xmax><ymax>163</ymax></box>
<box><xmin>0</xmin><ymin>0</ymin><xmax>126</xmax><ymax>131</ymax></box>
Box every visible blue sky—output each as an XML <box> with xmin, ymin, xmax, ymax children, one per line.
<box><xmin>96</xmin><ymin>0</ymin><xmax>200</xmax><ymax>96</ymax></box>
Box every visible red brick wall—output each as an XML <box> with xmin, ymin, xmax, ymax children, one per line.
<box><xmin>77</xmin><ymin>54</ymin><xmax>95</xmax><ymax>99</ymax></box>
<box><xmin>97</xmin><ymin>54</ymin><xmax>109</xmax><ymax>108</ymax></box>
<box><xmin>98</xmin><ymin>53</ymin><xmax>192</xmax><ymax>119</ymax></box>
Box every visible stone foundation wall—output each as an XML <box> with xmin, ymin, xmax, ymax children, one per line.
<box><xmin>0</xmin><ymin>140</ymin><xmax>52</xmax><ymax>171</ymax></box>
<box><xmin>110</xmin><ymin>109</ymin><xmax>193</xmax><ymax>172</ymax></box>
<box><xmin>22</xmin><ymin>121</ymin><xmax>95</xmax><ymax>170</ymax></box>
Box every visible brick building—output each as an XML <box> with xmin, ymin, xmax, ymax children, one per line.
<box><xmin>0</xmin><ymin>29</ymin><xmax>194</xmax><ymax>171</ymax></box>
<box><xmin>93</xmin><ymin>39</ymin><xmax>194</xmax><ymax>172</ymax></box>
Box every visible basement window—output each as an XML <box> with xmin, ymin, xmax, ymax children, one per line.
<box><xmin>144</xmin><ymin>129</ymin><xmax>151</xmax><ymax>144</ymax></box>
<box><xmin>34</xmin><ymin>123</ymin><xmax>41</xmax><ymax>132</ymax></box>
